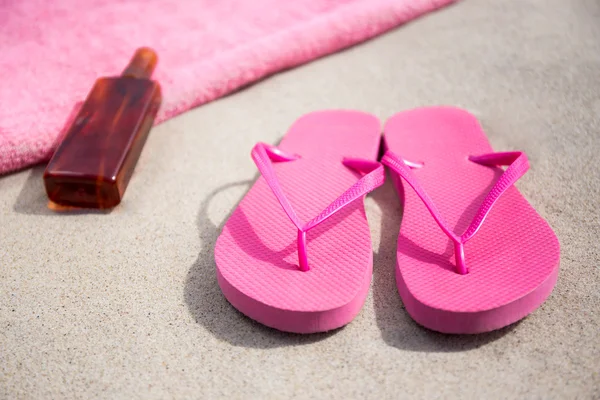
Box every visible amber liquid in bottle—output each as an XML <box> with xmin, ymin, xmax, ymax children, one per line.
<box><xmin>44</xmin><ymin>47</ymin><xmax>162</xmax><ymax>209</ymax></box>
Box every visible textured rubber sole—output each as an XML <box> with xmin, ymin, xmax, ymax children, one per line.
<box><xmin>395</xmin><ymin>257</ymin><xmax>559</xmax><ymax>334</ymax></box>
<box><xmin>384</xmin><ymin>107</ymin><xmax>560</xmax><ymax>334</ymax></box>
<box><xmin>215</xmin><ymin>110</ymin><xmax>381</xmax><ymax>333</ymax></box>
<box><xmin>217</xmin><ymin>262</ymin><xmax>372</xmax><ymax>333</ymax></box>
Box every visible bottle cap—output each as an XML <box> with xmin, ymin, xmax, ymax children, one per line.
<box><xmin>121</xmin><ymin>47</ymin><xmax>158</xmax><ymax>79</ymax></box>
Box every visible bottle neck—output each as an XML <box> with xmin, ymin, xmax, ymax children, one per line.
<box><xmin>121</xmin><ymin>47</ymin><xmax>158</xmax><ymax>79</ymax></box>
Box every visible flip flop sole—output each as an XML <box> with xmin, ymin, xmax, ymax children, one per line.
<box><xmin>215</xmin><ymin>110</ymin><xmax>381</xmax><ymax>333</ymax></box>
<box><xmin>384</xmin><ymin>107</ymin><xmax>560</xmax><ymax>334</ymax></box>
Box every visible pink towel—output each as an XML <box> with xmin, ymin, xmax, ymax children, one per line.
<box><xmin>0</xmin><ymin>0</ymin><xmax>454</xmax><ymax>175</ymax></box>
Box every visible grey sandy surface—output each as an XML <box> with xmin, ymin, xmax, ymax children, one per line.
<box><xmin>1</xmin><ymin>0</ymin><xmax>599</xmax><ymax>398</ymax></box>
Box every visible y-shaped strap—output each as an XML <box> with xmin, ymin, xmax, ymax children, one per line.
<box><xmin>252</xmin><ymin>142</ymin><xmax>385</xmax><ymax>271</ymax></box>
<box><xmin>382</xmin><ymin>150</ymin><xmax>529</xmax><ymax>275</ymax></box>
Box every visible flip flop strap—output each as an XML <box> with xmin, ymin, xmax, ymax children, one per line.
<box><xmin>382</xmin><ymin>150</ymin><xmax>529</xmax><ymax>275</ymax></box>
<box><xmin>252</xmin><ymin>142</ymin><xmax>385</xmax><ymax>271</ymax></box>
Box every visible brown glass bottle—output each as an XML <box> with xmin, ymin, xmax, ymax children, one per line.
<box><xmin>43</xmin><ymin>47</ymin><xmax>162</xmax><ymax>209</ymax></box>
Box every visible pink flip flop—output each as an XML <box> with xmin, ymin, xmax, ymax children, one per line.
<box><xmin>215</xmin><ymin>111</ymin><xmax>384</xmax><ymax>333</ymax></box>
<box><xmin>381</xmin><ymin>107</ymin><xmax>560</xmax><ymax>334</ymax></box>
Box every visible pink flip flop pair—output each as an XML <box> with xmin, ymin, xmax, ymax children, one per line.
<box><xmin>214</xmin><ymin>108</ymin><xmax>560</xmax><ymax>334</ymax></box>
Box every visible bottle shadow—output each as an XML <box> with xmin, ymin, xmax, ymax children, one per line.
<box><xmin>183</xmin><ymin>179</ymin><xmax>337</xmax><ymax>349</ymax></box>
<box><xmin>371</xmin><ymin>175</ymin><xmax>518</xmax><ymax>352</ymax></box>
